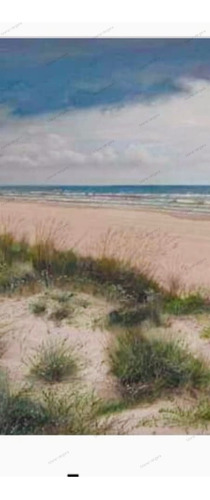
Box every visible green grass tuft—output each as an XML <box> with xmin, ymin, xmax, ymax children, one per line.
<box><xmin>29</xmin><ymin>339</ymin><xmax>77</xmax><ymax>383</ymax></box>
<box><xmin>0</xmin><ymin>232</ymin><xmax>29</xmax><ymax>265</ymax></box>
<box><xmin>0</xmin><ymin>370</ymin><xmax>48</xmax><ymax>434</ymax></box>
<box><xmin>96</xmin><ymin>398</ymin><xmax>128</xmax><ymax>416</ymax></box>
<box><xmin>0</xmin><ymin>370</ymin><xmax>111</xmax><ymax>434</ymax></box>
<box><xmin>108</xmin><ymin>303</ymin><xmax>161</xmax><ymax>329</ymax></box>
<box><xmin>200</xmin><ymin>326</ymin><xmax>210</xmax><ymax>339</ymax></box>
<box><xmin>29</xmin><ymin>300</ymin><xmax>47</xmax><ymax>315</ymax></box>
<box><xmin>160</xmin><ymin>398</ymin><xmax>210</xmax><ymax>429</ymax></box>
<box><xmin>164</xmin><ymin>294</ymin><xmax>210</xmax><ymax>315</ymax></box>
<box><xmin>110</xmin><ymin>331</ymin><xmax>210</xmax><ymax>401</ymax></box>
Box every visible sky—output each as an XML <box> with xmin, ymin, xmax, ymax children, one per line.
<box><xmin>0</xmin><ymin>37</ymin><xmax>210</xmax><ymax>185</ymax></box>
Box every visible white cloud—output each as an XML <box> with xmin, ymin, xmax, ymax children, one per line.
<box><xmin>0</xmin><ymin>78</ymin><xmax>210</xmax><ymax>184</ymax></box>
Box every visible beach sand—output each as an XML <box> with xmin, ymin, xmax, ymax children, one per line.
<box><xmin>1</xmin><ymin>199</ymin><xmax>210</xmax><ymax>291</ymax></box>
<box><xmin>2</xmin><ymin>199</ymin><xmax>210</xmax><ymax>435</ymax></box>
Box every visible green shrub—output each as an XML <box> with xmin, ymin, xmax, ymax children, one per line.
<box><xmin>0</xmin><ymin>233</ymin><xmax>160</xmax><ymax>305</ymax></box>
<box><xmin>108</xmin><ymin>303</ymin><xmax>161</xmax><ymax>328</ymax></box>
<box><xmin>30</xmin><ymin>242</ymin><xmax>78</xmax><ymax>277</ymax></box>
<box><xmin>29</xmin><ymin>339</ymin><xmax>77</xmax><ymax>383</ymax></box>
<box><xmin>0</xmin><ymin>233</ymin><xmax>29</xmax><ymax>265</ymax></box>
<box><xmin>42</xmin><ymin>389</ymin><xmax>110</xmax><ymax>434</ymax></box>
<box><xmin>29</xmin><ymin>300</ymin><xmax>46</xmax><ymax>315</ymax></box>
<box><xmin>0</xmin><ymin>370</ymin><xmax>110</xmax><ymax>435</ymax></box>
<box><xmin>0</xmin><ymin>262</ymin><xmax>13</xmax><ymax>289</ymax></box>
<box><xmin>50</xmin><ymin>250</ymin><xmax>78</xmax><ymax>276</ymax></box>
<box><xmin>0</xmin><ymin>262</ymin><xmax>36</xmax><ymax>293</ymax></box>
<box><xmin>164</xmin><ymin>294</ymin><xmax>210</xmax><ymax>315</ymax></box>
<box><xmin>110</xmin><ymin>331</ymin><xmax>210</xmax><ymax>401</ymax></box>
<box><xmin>29</xmin><ymin>240</ymin><xmax>56</xmax><ymax>272</ymax></box>
<box><xmin>96</xmin><ymin>398</ymin><xmax>128</xmax><ymax>415</ymax></box>
<box><xmin>0</xmin><ymin>371</ymin><xmax>48</xmax><ymax>434</ymax></box>
<box><xmin>77</xmin><ymin>256</ymin><xmax>158</xmax><ymax>303</ymax></box>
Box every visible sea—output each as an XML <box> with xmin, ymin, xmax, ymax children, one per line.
<box><xmin>1</xmin><ymin>185</ymin><xmax>210</xmax><ymax>214</ymax></box>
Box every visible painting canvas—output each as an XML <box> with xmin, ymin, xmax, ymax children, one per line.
<box><xmin>1</xmin><ymin>37</ymin><xmax>210</xmax><ymax>439</ymax></box>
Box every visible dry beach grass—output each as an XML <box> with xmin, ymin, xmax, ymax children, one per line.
<box><xmin>0</xmin><ymin>201</ymin><xmax>210</xmax><ymax>434</ymax></box>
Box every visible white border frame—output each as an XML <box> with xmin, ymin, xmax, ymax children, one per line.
<box><xmin>0</xmin><ymin>22</ymin><xmax>210</xmax><ymax>479</ymax></box>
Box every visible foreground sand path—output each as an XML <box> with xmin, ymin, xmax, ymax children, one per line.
<box><xmin>1</xmin><ymin>200</ymin><xmax>210</xmax><ymax>290</ymax></box>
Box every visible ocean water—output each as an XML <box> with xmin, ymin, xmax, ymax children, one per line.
<box><xmin>1</xmin><ymin>185</ymin><xmax>210</xmax><ymax>214</ymax></box>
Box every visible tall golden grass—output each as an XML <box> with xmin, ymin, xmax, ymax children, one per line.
<box><xmin>0</xmin><ymin>216</ymin><xmax>195</xmax><ymax>295</ymax></box>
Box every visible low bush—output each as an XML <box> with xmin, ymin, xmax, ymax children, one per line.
<box><xmin>0</xmin><ymin>370</ymin><xmax>111</xmax><ymax>435</ymax></box>
<box><xmin>30</xmin><ymin>242</ymin><xmax>78</xmax><ymax>277</ymax></box>
<box><xmin>0</xmin><ymin>262</ymin><xmax>37</xmax><ymax>294</ymax></box>
<box><xmin>42</xmin><ymin>389</ymin><xmax>110</xmax><ymax>434</ymax></box>
<box><xmin>0</xmin><ymin>371</ymin><xmax>48</xmax><ymax>434</ymax></box>
<box><xmin>77</xmin><ymin>256</ymin><xmax>158</xmax><ymax>303</ymax></box>
<box><xmin>29</xmin><ymin>239</ymin><xmax>56</xmax><ymax>273</ymax></box>
<box><xmin>164</xmin><ymin>294</ymin><xmax>210</xmax><ymax>315</ymax></box>
<box><xmin>108</xmin><ymin>303</ymin><xmax>161</xmax><ymax>328</ymax></box>
<box><xmin>110</xmin><ymin>331</ymin><xmax>210</xmax><ymax>401</ymax></box>
<box><xmin>0</xmin><ymin>233</ymin><xmax>29</xmax><ymax>265</ymax></box>
<box><xmin>96</xmin><ymin>398</ymin><xmax>128</xmax><ymax>416</ymax></box>
<box><xmin>29</xmin><ymin>300</ymin><xmax>46</xmax><ymax>315</ymax></box>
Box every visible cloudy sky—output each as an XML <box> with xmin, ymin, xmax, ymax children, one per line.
<box><xmin>0</xmin><ymin>37</ymin><xmax>210</xmax><ymax>185</ymax></box>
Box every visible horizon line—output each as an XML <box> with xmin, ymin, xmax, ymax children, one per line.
<box><xmin>1</xmin><ymin>184</ymin><xmax>210</xmax><ymax>188</ymax></box>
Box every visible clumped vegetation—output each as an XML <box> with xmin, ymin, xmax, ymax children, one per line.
<box><xmin>0</xmin><ymin>231</ymin><xmax>28</xmax><ymax>265</ymax></box>
<box><xmin>200</xmin><ymin>326</ymin><xmax>210</xmax><ymax>339</ymax></box>
<box><xmin>163</xmin><ymin>293</ymin><xmax>210</xmax><ymax>316</ymax></box>
<box><xmin>0</xmin><ymin>370</ymin><xmax>110</xmax><ymax>435</ymax></box>
<box><xmin>76</xmin><ymin>256</ymin><xmax>158</xmax><ymax>304</ymax></box>
<box><xmin>110</xmin><ymin>331</ymin><xmax>210</xmax><ymax>401</ymax></box>
<box><xmin>96</xmin><ymin>398</ymin><xmax>128</xmax><ymax>416</ymax></box>
<box><xmin>48</xmin><ymin>304</ymin><xmax>72</xmax><ymax>322</ymax></box>
<box><xmin>50</xmin><ymin>290</ymin><xmax>74</xmax><ymax>303</ymax></box>
<box><xmin>2</xmin><ymin>224</ymin><xmax>210</xmax><ymax>434</ymax></box>
<box><xmin>0</xmin><ymin>370</ymin><xmax>48</xmax><ymax>434</ymax></box>
<box><xmin>160</xmin><ymin>398</ymin><xmax>210</xmax><ymax>429</ymax></box>
<box><xmin>108</xmin><ymin>302</ymin><xmax>161</xmax><ymax>329</ymax></box>
<box><xmin>0</xmin><ymin>227</ymin><xmax>159</xmax><ymax>306</ymax></box>
<box><xmin>29</xmin><ymin>299</ymin><xmax>46</xmax><ymax>315</ymax></box>
<box><xmin>28</xmin><ymin>339</ymin><xmax>77</xmax><ymax>383</ymax></box>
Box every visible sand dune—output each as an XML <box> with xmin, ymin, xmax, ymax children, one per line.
<box><xmin>1</xmin><ymin>199</ymin><xmax>210</xmax><ymax>291</ymax></box>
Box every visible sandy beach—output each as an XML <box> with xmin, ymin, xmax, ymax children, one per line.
<box><xmin>1</xmin><ymin>199</ymin><xmax>210</xmax><ymax>291</ymax></box>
